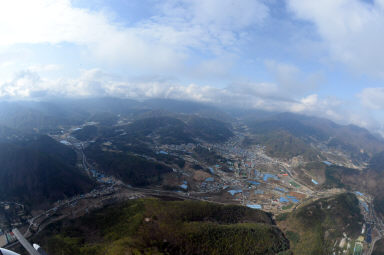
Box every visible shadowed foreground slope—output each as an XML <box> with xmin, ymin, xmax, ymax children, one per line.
<box><xmin>31</xmin><ymin>198</ymin><xmax>290</xmax><ymax>255</ymax></box>
<box><xmin>0</xmin><ymin>135</ymin><xmax>93</xmax><ymax>208</ymax></box>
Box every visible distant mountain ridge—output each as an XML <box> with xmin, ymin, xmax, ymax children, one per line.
<box><xmin>1</xmin><ymin>98</ymin><xmax>384</xmax><ymax>254</ymax></box>
<box><xmin>244</xmin><ymin>112</ymin><xmax>384</xmax><ymax>163</ymax></box>
<box><xmin>1</xmin><ymin>97</ymin><xmax>384</xmax><ymax>209</ymax></box>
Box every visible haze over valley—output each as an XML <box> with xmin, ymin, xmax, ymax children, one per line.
<box><xmin>2</xmin><ymin>1</ymin><xmax>384</xmax><ymax>255</ymax></box>
<box><xmin>0</xmin><ymin>98</ymin><xmax>381</xmax><ymax>254</ymax></box>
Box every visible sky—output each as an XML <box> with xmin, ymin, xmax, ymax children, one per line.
<box><xmin>1</xmin><ymin>0</ymin><xmax>384</xmax><ymax>133</ymax></box>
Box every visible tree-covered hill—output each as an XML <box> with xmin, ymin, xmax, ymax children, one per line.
<box><xmin>0</xmin><ymin>135</ymin><xmax>93</xmax><ymax>208</ymax></box>
<box><xmin>30</xmin><ymin>198</ymin><xmax>290</xmax><ymax>255</ymax></box>
<box><xmin>277</xmin><ymin>193</ymin><xmax>363</xmax><ymax>255</ymax></box>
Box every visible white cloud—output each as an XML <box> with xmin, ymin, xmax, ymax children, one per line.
<box><xmin>0</xmin><ymin>71</ymin><xmax>42</xmax><ymax>98</ymax></box>
<box><xmin>287</xmin><ymin>0</ymin><xmax>384</xmax><ymax>77</ymax></box>
<box><xmin>287</xmin><ymin>93</ymin><xmax>381</xmax><ymax>132</ymax></box>
<box><xmin>0</xmin><ymin>69</ymin><xmax>116</xmax><ymax>98</ymax></box>
<box><xmin>174</xmin><ymin>0</ymin><xmax>268</xmax><ymax>29</ymax></box>
<box><xmin>290</xmin><ymin>94</ymin><xmax>318</xmax><ymax>112</ymax></box>
<box><xmin>227</xmin><ymin>82</ymin><xmax>279</xmax><ymax>98</ymax></box>
<box><xmin>0</xmin><ymin>68</ymin><xmax>336</xmax><ymax>119</ymax></box>
<box><xmin>265</xmin><ymin>60</ymin><xmax>323</xmax><ymax>95</ymax></box>
<box><xmin>157</xmin><ymin>0</ymin><xmax>268</xmax><ymax>49</ymax></box>
<box><xmin>27</xmin><ymin>64</ymin><xmax>61</xmax><ymax>72</ymax></box>
<box><xmin>1</xmin><ymin>67</ymin><xmax>381</xmax><ymax>133</ymax></box>
<box><xmin>0</xmin><ymin>0</ymin><xmax>269</xmax><ymax>74</ymax></box>
<box><xmin>359</xmin><ymin>87</ymin><xmax>384</xmax><ymax>110</ymax></box>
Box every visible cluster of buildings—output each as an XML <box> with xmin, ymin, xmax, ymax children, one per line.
<box><xmin>0</xmin><ymin>202</ymin><xmax>28</xmax><ymax>248</ymax></box>
<box><xmin>0</xmin><ymin>230</ymin><xmax>17</xmax><ymax>247</ymax></box>
<box><xmin>213</xmin><ymin>139</ymin><xmax>307</xmax><ymax>212</ymax></box>
<box><xmin>27</xmin><ymin>184</ymin><xmax>121</xmax><ymax>234</ymax></box>
<box><xmin>354</xmin><ymin>192</ymin><xmax>373</xmax><ymax>245</ymax></box>
<box><xmin>333</xmin><ymin>233</ymin><xmax>363</xmax><ymax>255</ymax></box>
<box><xmin>330</xmin><ymin>191</ymin><xmax>375</xmax><ymax>255</ymax></box>
<box><xmin>90</xmin><ymin>169</ymin><xmax>115</xmax><ymax>185</ymax></box>
<box><xmin>58</xmin><ymin>122</ymin><xmax>314</xmax><ymax>216</ymax></box>
<box><xmin>159</xmin><ymin>135</ymin><xmax>309</xmax><ymax>213</ymax></box>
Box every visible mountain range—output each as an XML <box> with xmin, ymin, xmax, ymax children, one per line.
<box><xmin>1</xmin><ymin>97</ymin><xmax>384</xmax><ymax>254</ymax></box>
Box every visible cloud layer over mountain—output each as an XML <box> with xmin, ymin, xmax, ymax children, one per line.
<box><xmin>1</xmin><ymin>0</ymin><xmax>384</xmax><ymax>134</ymax></box>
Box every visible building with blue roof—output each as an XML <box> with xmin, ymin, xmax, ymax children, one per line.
<box><xmin>323</xmin><ymin>161</ymin><xmax>332</xmax><ymax>166</ymax></box>
<box><xmin>246</xmin><ymin>204</ymin><xmax>262</xmax><ymax>209</ymax></box>
<box><xmin>287</xmin><ymin>196</ymin><xmax>299</xmax><ymax>203</ymax></box>
<box><xmin>263</xmin><ymin>174</ymin><xmax>278</xmax><ymax>182</ymax></box>
<box><xmin>354</xmin><ymin>191</ymin><xmax>365</xmax><ymax>197</ymax></box>
<box><xmin>228</xmin><ymin>190</ymin><xmax>242</xmax><ymax>196</ymax></box>
<box><xmin>360</xmin><ymin>201</ymin><xmax>369</xmax><ymax>212</ymax></box>
<box><xmin>275</xmin><ymin>187</ymin><xmax>287</xmax><ymax>193</ymax></box>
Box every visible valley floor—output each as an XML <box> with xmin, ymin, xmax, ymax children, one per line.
<box><xmin>3</xmin><ymin>121</ymin><xmax>383</xmax><ymax>255</ymax></box>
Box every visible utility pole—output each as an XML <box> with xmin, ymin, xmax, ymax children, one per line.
<box><xmin>12</xmin><ymin>229</ymin><xmax>40</xmax><ymax>255</ymax></box>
